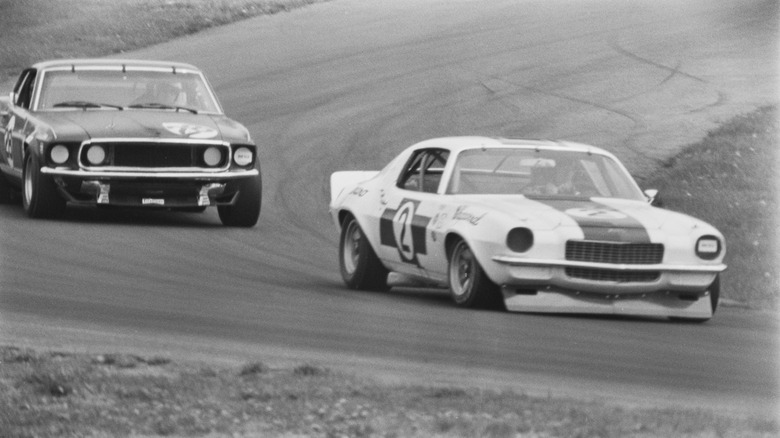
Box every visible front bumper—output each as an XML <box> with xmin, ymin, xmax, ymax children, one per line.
<box><xmin>42</xmin><ymin>167</ymin><xmax>259</xmax><ymax>208</ymax></box>
<box><xmin>41</xmin><ymin>167</ymin><xmax>259</xmax><ymax>180</ymax></box>
<box><xmin>491</xmin><ymin>255</ymin><xmax>725</xmax><ymax>294</ymax></box>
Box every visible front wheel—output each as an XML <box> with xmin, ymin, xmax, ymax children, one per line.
<box><xmin>339</xmin><ymin>215</ymin><xmax>389</xmax><ymax>291</ymax></box>
<box><xmin>218</xmin><ymin>175</ymin><xmax>261</xmax><ymax>227</ymax></box>
<box><xmin>448</xmin><ymin>239</ymin><xmax>503</xmax><ymax>309</ymax></box>
<box><xmin>23</xmin><ymin>152</ymin><xmax>65</xmax><ymax>218</ymax></box>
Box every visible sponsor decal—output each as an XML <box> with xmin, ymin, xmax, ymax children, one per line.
<box><xmin>380</xmin><ymin>199</ymin><xmax>431</xmax><ymax>266</ymax></box>
<box><xmin>350</xmin><ymin>187</ymin><xmax>368</xmax><ymax>197</ymax></box>
<box><xmin>453</xmin><ymin>205</ymin><xmax>486</xmax><ymax>225</ymax></box>
<box><xmin>162</xmin><ymin>122</ymin><xmax>218</xmax><ymax>139</ymax></box>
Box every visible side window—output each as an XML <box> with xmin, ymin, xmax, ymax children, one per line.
<box><xmin>398</xmin><ymin>151</ymin><xmax>425</xmax><ymax>191</ymax></box>
<box><xmin>13</xmin><ymin>69</ymin><xmax>37</xmax><ymax>109</ymax></box>
<box><xmin>397</xmin><ymin>148</ymin><xmax>449</xmax><ymax>193</ymax></box>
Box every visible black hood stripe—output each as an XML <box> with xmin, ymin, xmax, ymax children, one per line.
<box><xmin>526</xmin><ymin>197</ymin><xmax>651</xmax><ymax>243</ymax></box>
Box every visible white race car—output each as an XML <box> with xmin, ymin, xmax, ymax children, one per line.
<box><xmin>329</xmin><ymin>137</ymin><xmax>726</xmax><ymax>321</ymax></box>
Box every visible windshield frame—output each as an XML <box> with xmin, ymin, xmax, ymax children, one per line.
<box><xmin>445</xmin><ymin>147</ymin><xmax>646</xmax><ymax>201</ymax></box>
<box><xmin>32</xmin><ymin>65</ymin><xmax>223</xmax><ymax>114</ymax></box>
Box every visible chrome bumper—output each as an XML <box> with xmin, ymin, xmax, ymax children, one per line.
<box><xmin>492</xmin><ymin>255</ymin><xmax>727</xmax><ymax>273</ymax></box>
<box><xmin>41</xmin><ymin>167</ymin><xmax>259</xmax><ymax>180</ymax></box>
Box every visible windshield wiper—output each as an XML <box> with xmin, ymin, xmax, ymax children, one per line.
<box><xmin>127</xmin><ymin>103</ymin><xmax>198</xmax><ymax>114</ymax></box>
<box><xmin>53</xmin><ymin>101</ymin><xmax>123</xmax><ymax>110</ymax></box>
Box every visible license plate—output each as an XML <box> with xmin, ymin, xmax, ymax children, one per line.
<box><xmin>142</xmin><ymin>198</ymin><xmax>165</xmax><ymax>205</ymax></box>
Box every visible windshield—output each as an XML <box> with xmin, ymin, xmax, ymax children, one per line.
<box><xmin>35</xmin><ymin>69</ymin><xmax>222</xmax><ymax>113</ymax></box>
<box><xmin>447</xmin><ymin>148</ymin><xmax>644</xmax><ymax>200</ymax></box>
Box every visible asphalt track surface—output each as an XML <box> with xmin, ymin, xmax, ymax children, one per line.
<box><xmin>1</xmin><ymin>0</ymin><xmax>778</xmax><ymax>417</ymax></box>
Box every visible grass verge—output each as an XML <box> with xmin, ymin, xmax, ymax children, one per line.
<box><xmin>641</xmin><ymin>105</ymin><xmax>779</xmax><ymax>310</ymax></box>
<box><xmin>1</xmin><ymin>346</ymin><xmax>776</xmax><ymax>437</ymax></box>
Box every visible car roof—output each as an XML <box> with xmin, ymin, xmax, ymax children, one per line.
<box><xmin>31</xmin><ymin>59</ymin><xmax>201</xmax><ymax>73</ymax></box>
<box><xmin>410</xmin><ymin>136</ymin><xmax>614</xmax><ymax>156</ymax></box>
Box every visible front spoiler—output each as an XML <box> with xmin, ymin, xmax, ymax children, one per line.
<box><xmin>502</xmin><ymin>287</ymin><xmax>714</xmax><ymax>320</ymax></box>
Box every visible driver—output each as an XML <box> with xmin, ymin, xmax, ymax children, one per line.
<box><xmin>132</xmin><ymin>81</ymin><xmax>181</xmax><ymax>106</ymax></box>
<box><xmin>527</xmin><ymin>159</ymin><xmax>577</xmax><ymax>195</ymax></box>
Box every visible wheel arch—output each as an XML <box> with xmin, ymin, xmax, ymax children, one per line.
<box><xmin>443</xmin><ymin>229</ymin><xmax>505</xmax><ymax>287</ymax></box>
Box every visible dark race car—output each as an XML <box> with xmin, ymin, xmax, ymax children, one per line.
<box><xmin>0</xmin><ymin>59</ymin><xmax>261</xmax><ymax>226</ymax></box>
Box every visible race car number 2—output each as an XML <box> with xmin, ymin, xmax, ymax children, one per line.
<box><xmin>379</xmin><ymin>199</ymin><xmax>431</xmax><ymax>266</ymax></box>
<box><xmin>393</xmin><ymin>201</ymin><xmax>417</xmax><ymax>261</ymax></box>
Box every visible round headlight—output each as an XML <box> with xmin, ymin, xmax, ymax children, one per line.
<box><xmin>507</xmin><ymin>227</ymin><xmax>534</xmax><ymax>253</ymax></box>
<box><xmin>233</xmin><ymin>147</ymin><xmax>253</xmax><ymax>166</ymax></box>
<box><xmin>86</xmin><ymin>145</ymin><xmax>106</xmax><ymax>165</ymax></box>
<box><xmin>696</xmin><ymin>236</ymin><xmax>721</xmax><ymax>260</ymax></box>
<box><xmin>203</xmin><ymin>146</ymin><xmax>223</xmax><ymax>167</ymax></box>
<box><xmin>50</xmin><ymin>145</ymin><xmax>69</xmax><ymax>164</ymax></box>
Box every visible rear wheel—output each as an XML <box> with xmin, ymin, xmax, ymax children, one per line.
<box><xmin>448</xmin><ymin>239</ymin><xmax>503</xmax><ymax>309</ymax></box>
<box><xmin>22</xmin><ymin>152</ymin><xmax>65</xmax><ymax>218</ymax></box>
<box><xmin>339</xmin><ymin>215</ymin><xmax>389</xmax><ymax>291</ymax></box>
<box><xmin>218</xmin><ymin>175</ymin><xmax>261</xmax><ymax>227</ymax></box>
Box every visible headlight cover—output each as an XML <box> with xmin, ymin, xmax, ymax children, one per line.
<box><xmin>86</xmin><ymin>145</ymin><xmax>107</xmax><ymax>165</ymax></box>
<box><xmin>50</xmin><ymin>145</ymin><xmax>69</xmax><ymax>164</ymax></box>
<box><xmin>696</xmin><ymin>235</ymin><xmax>721</xmax><ymax>260</ymax></box>
<box><xmin>203</xmin><ymin>146</ymin><xmax>223</xmax><ymax>167</ymax></box>
<box><xmin>507</xmin><ymin>227</ymin><xmax>534</xmax><ymax>253</ymax></box>
<box><xmin>233</xmin><ymin>147</ymin><xmax>253</xmax><ymax>166</ymax></box>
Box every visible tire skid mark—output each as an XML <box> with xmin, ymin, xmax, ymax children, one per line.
<box><xmin>609</xmin><ymin>42</ymin><xmax>706</xmax><ymax>84</ymax></box>
<box><xmin>689</xmin><ymin>91</ymin><xmax>729</xmax><ymax>114</ymax></box>
<box><xmin>474</xmin><ymin>73</ymin><xmax>661</xmax><ymax>166</ymax></box>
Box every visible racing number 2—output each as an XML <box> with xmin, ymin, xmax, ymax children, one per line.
<box><xmin>393</xmin><ymin>201</ymin><xmax>416</xmax><ymax>262</ymax></box>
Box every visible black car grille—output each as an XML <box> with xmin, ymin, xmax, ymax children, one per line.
<box><xmin>565</xmin><ymin>268</ymin><xmax>660</xmax><ymax>283</ymax></box>
<box><xmin>79</xmin><ymin>140</ymin><xmax>229</xmax><ymax>170</ymax></box>
<box><xmin>113</xmin><ymin>144</ymin><xmax>193</xmax><ymax>167</ymax></box>
<box><xmin>565</xmin><ymin>241</ymin><xmax>664</xmax><ymax>265</ymax></box>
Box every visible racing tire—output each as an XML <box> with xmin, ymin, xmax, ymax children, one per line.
<box><xmin>22</xmin><ymin>152</ymin><xmax>65</xmax><ymax>218</ymax></box>
<box><xmin>448</xmin><ymin>239</ymin><xmax>504</xmax><ymax>310</ymax></box>
<box><xmin>218</xmin><ymin>175</ymin><xmax>261</xmax><ymax>227</ymax></box>
<box><xmin>339</xmin><ymin>215</ymin><xmax>389</xmax><ymax>291</ymax></box>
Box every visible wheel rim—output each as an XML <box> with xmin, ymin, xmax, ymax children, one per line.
<box><xmin>342</xmin><ymin>220</ymin><xmax>362</xmax><ymax>275</ymax></box>
<box><xmin>23</xmin><ymin>156</ymin><xmax>33</xmax><ymax>207</ymax></box>
<box><xmin>450</xmin><ymin>242</ymin><xmax>474</xmax><ymax>298</ymax></box>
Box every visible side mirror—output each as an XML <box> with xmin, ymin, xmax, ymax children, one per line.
<box><xmin>644</xmin><ymin>189</ymin><xmax>663</xmax><ymax>207</ymax></box>
<box><xmin>9</xmin><ymin>91</ymin><xmax>16</xmax><ymax>105</ymax></box>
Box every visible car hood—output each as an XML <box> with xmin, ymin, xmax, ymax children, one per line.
<box><xmin>458</xmin><ymin>195</ymin><xmax>712</xmax><ymax>240</ymax></box>
<box><xmin>38</xmin><ymin>110</ymin><xmax>252</xmax><ymax>144</ymax></box>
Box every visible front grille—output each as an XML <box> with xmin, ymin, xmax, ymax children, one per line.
<box><xmin>565</xmin><ymin>268</ymin><xmax>660</xmax><ymax>283</ymax></box>
<box><xmin>79</xmin><ymin>140</ymin><xmax>230</xmax><ymax>170</ymax></box>
<box><xmin>113</xmin><ymin>144</ymin><xmax>194</xmax><ymax>167</ymax></box>
<box><xmin>566</xmin><ymin>241</ymin><xmax>663</xmax><ymax>265</ymax></box>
